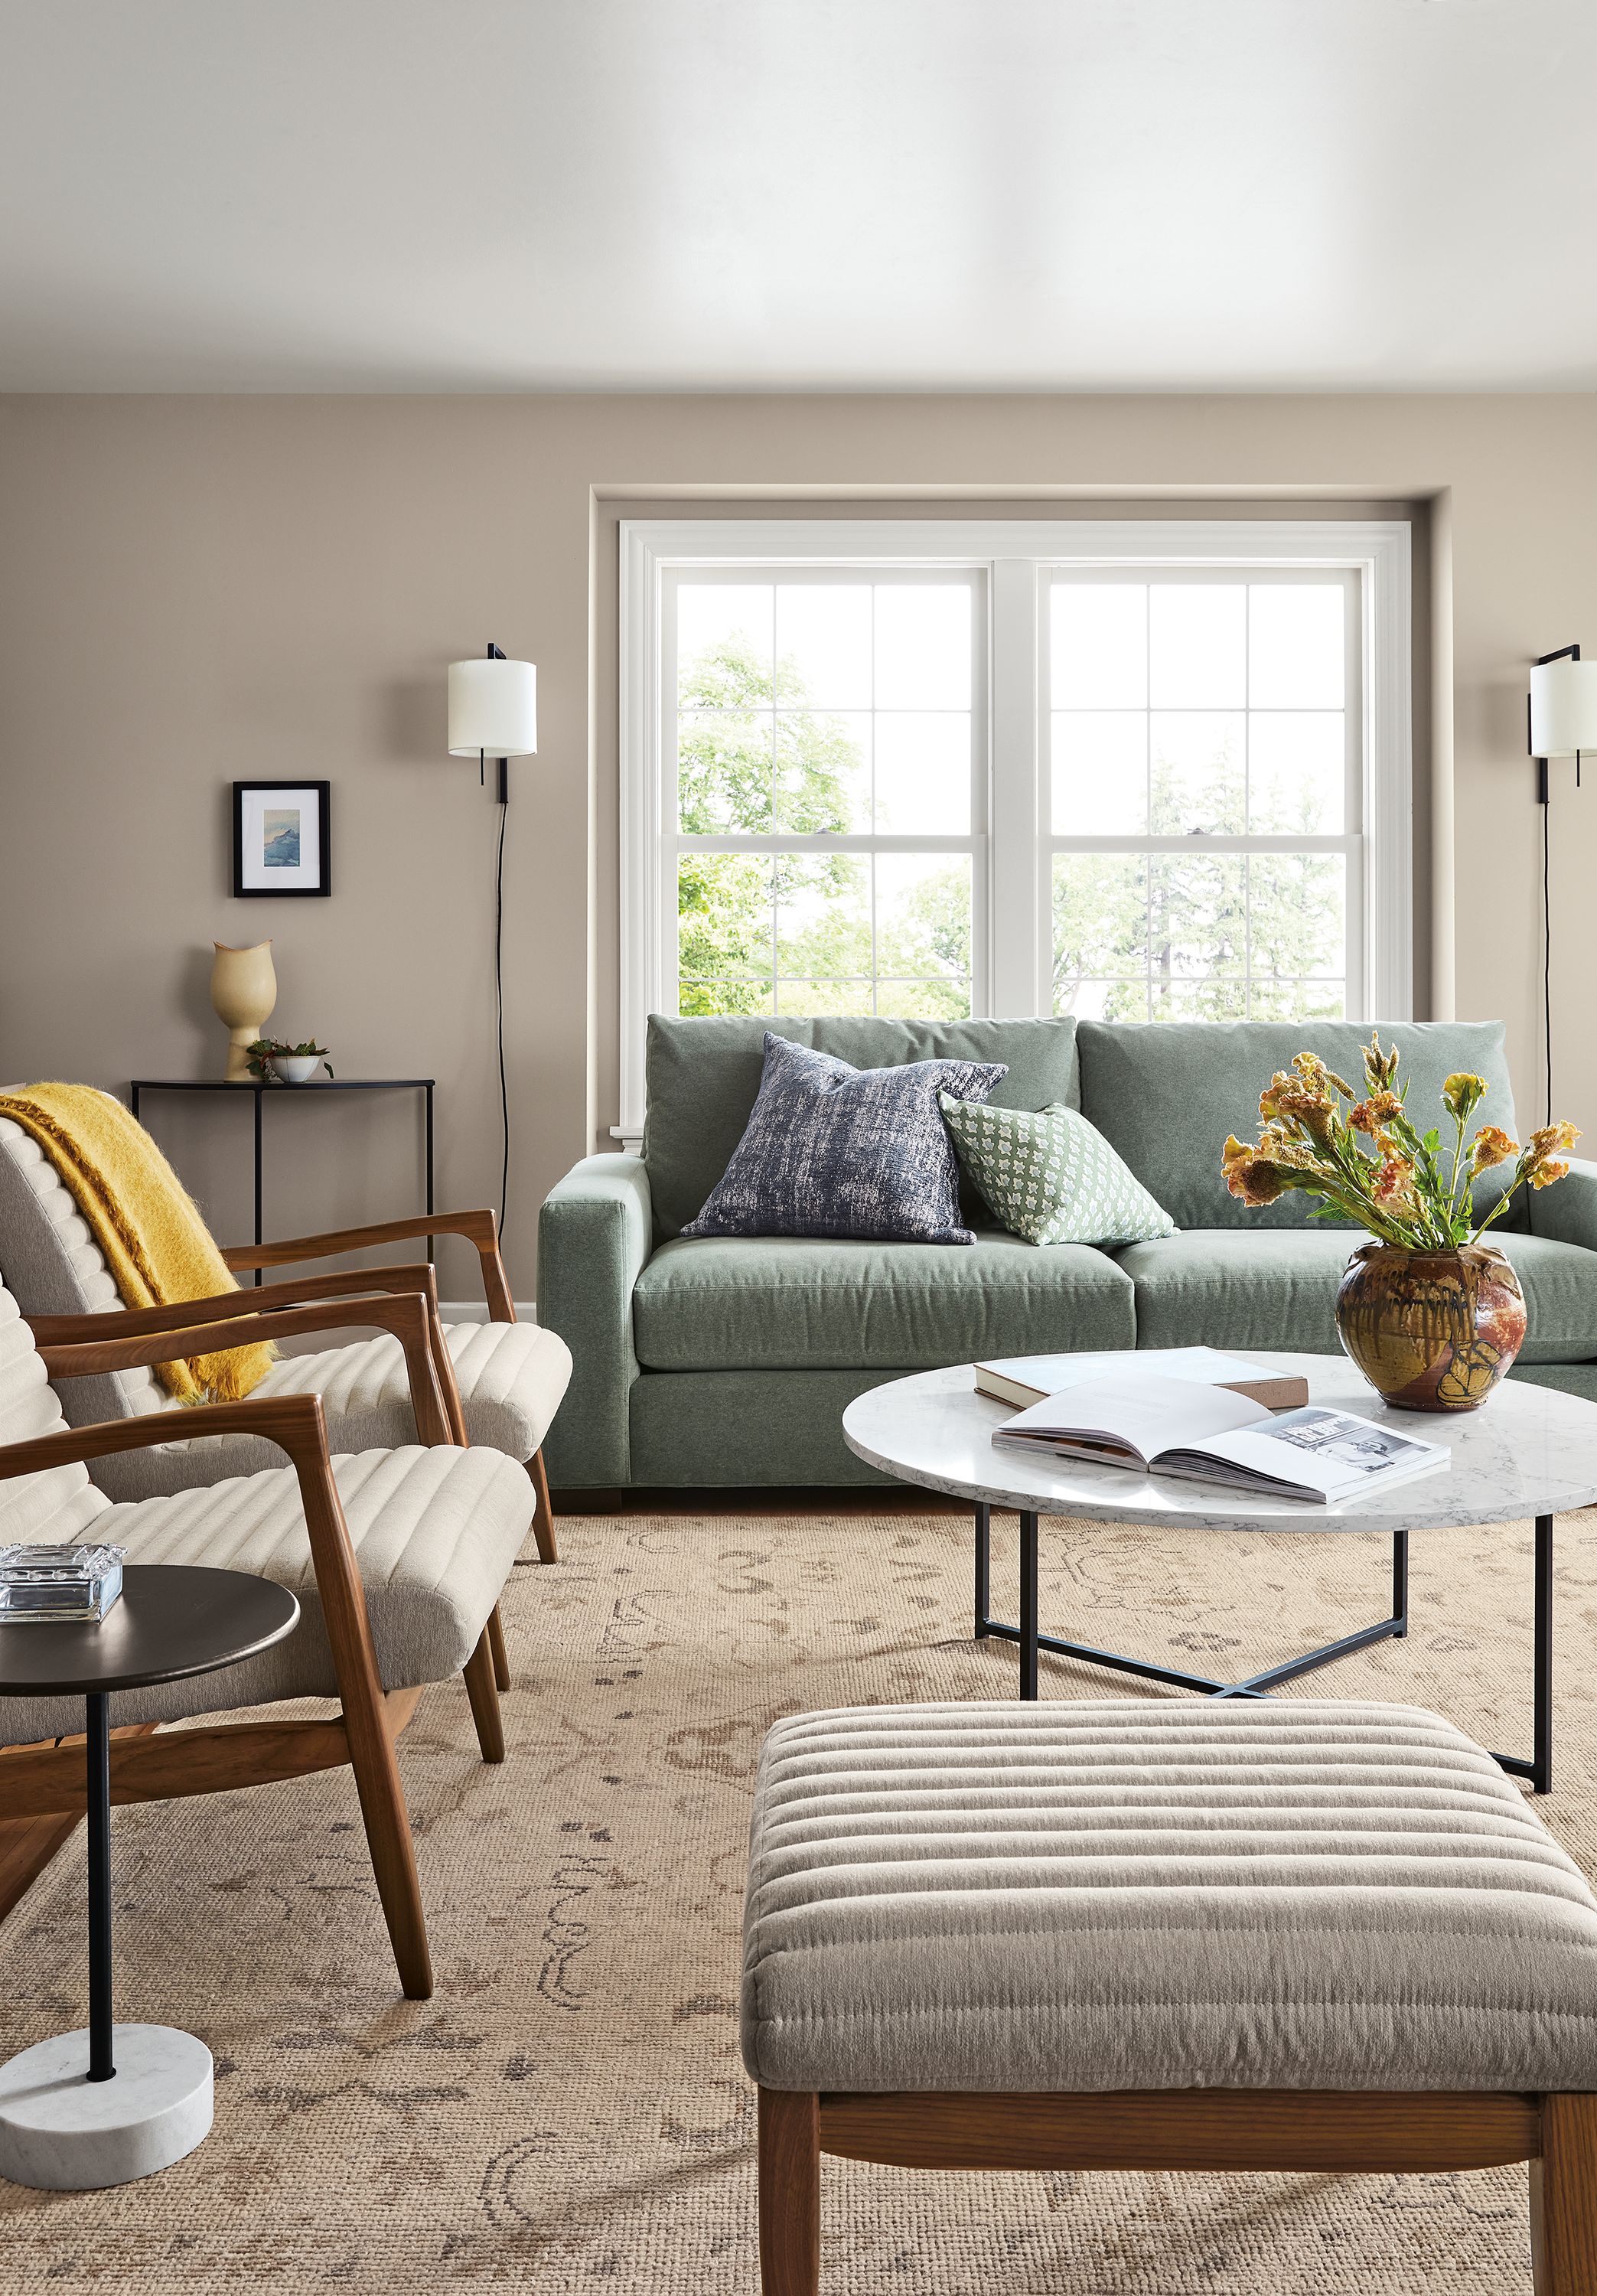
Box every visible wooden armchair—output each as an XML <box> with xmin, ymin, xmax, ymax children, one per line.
<box><xmin>0</xmin><ymin>1277</ymin><xmax>538</xmax><ymax>1998</ymax></box>
<box><xmin>0</xmin><ymin>1106</ymin><xmax>569</xmax><ymax>1555</ymax></box>
<box><xmin>213</xmin><ymin>1208</ymin><xmax>559</xmax><ymax>1559</ymax></box>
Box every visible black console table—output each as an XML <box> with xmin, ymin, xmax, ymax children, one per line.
<box><xmin>129</xmin><ymin>1078</ymin><xmax>435</xmax><ymax>1284</ymax></box>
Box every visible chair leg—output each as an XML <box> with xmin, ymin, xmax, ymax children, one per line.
<box><xmin>463</xmin><ymin>1627</ymin><xmax>506</xmax><ymax>1764</ymax></box>
<box><xmin>1533</xmin><ymin>2093</ymin><xmax>1597</xmax><ymax>2292</ymax></box>
<box><xmin>759</xmin><ymin>2089</ymin><xmax>820</xmax><ymax>2296</ymax></box>
<box><xmin>487</xmin><ymin>1601</ymin><xmax>511</xmax><ymax>1692</ymax></box>
<box><xmin>298</xmin><ymin>1470</ymin><xmax>434</xmax><ymax>1999</ymax></box>
<box><xmin>338</xmin><ymin>1682</ymin><xmax>432</xmax><ymax>2000</ymax></box>
<box><xmin>527</xmin><ymin>1446</ymin><xmax>559</xmax><ymax>1564</ymax></box>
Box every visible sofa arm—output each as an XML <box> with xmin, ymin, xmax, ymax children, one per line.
<box><xmin>538</xmin><ymin>1153</ymin><xmax>653</xmax><ymax>1487</ymax></box>
<box><xmin>1528</xmin><ymin>1156</ymin><xmax>1597</xmax><ymax>1253</ymax></box>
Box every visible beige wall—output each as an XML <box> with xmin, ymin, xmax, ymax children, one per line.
<box><xmin>0</xmin><ymin>394</ymin><xmax>1591</xmax><ymax>1297</ymax></box>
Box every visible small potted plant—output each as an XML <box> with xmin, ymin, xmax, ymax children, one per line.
<box><xmin>1223</xmin><ymin>1035</ymin><xmax>1579</xmax><ymax>1411</ymax></box>
<box><xmin>245</xmin><ymin>1038</ymin><xmax>334</xmax><ymax>1085</ymax></box>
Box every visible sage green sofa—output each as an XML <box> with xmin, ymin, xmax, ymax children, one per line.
<box><xmin>539</xmin><ymin>1015</ymin><xmax>1597</xmax><ymax>1491</ymax></box>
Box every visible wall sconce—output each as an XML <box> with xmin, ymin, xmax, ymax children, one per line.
<box><xmin>1527</xmin><ymin>645</ymin><xmax>1597</xmax><ymax>1122</ymax></box>
<box><xmin>448</xmin><ymin>643</ymin><xmax>538</xmax><ymax>804</ymax></box>
<box><xmin>446</xmin><ymin>642</ymin><xmax>539</xmax><ymax>1230</ymax></box>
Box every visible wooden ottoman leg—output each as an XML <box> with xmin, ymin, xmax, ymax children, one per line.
<box><xmin>759</xmin><ymin>2088</ymin><xmax>820</xmax><ymax>2296</ymax></box>
<box><xmin>1533</xmin><ymin>2094</ymin><xmax>1597</xmax><ymax>2293</ymax></box>
<box><xmin>527</xmin><ymin>1447</ymin><xmax>559</xmax><ymax>1565</ymax></box>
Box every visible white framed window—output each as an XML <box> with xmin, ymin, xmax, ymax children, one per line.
<box><xmin>619</xmin><ymin>520</ymin><xmax>1411</xmax><ymax>1134</ymax></box>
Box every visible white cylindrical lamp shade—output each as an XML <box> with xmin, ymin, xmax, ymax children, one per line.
<box><xmin>448</xmin><ymin>657</ymin><xmax>538</xmax><ymax>756</ymax></box>
<box><xmin>1530</xmin><ymin>658</ymin><xmax>1597</xmax><ymax>757</ymax></box>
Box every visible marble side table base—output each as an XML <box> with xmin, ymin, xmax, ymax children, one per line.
<box><xmin>0</xmin><ymin>2024</ymin><xmax>213</xmax><ymax>2190</ymax></box>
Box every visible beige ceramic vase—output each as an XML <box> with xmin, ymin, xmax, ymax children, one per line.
<box><xmin>210</xmin><ymin>941</ymin><xmax>277</xmax><ymax>1081</ymax></box>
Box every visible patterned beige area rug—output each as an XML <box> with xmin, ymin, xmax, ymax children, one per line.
<box><xmin>5</xmin><ymin>1503</ymin><xmax>1597</xmax><ymax>2294</ymax></box>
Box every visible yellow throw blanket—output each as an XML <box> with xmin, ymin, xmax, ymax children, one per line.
<box><xmin>0</xmin><ymin>1083</ymin><xmax>275</xmax><ymax>1404</ymax></box>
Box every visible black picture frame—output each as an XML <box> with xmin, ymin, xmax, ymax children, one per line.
<box><xmin>232</xmin><ymin>781</ymin><xmax>332</xmax><ymax>899</ymax></box>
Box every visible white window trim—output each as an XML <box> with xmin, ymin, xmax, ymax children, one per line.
<box><xmin>618</xmin><ymin>517</ymin><xmax>1411</xmax><ymax>1139</ymax></box>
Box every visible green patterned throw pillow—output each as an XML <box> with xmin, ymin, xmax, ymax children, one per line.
<box><xmin>939</xmin><ymin>1095</ymin><xmax>1177</xmax><ymax>1247</ymax></box>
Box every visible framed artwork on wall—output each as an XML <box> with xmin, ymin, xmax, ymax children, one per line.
<box><xmin>233</xmin><ymin>781</ymin><xmax>331</xmax><ymax>897</ymax></box>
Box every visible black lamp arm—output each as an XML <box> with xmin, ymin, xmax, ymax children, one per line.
<box><xmin>479</xmin><ymin>647</ymin><xmax>511</xmax><ymax>808</ymax></box>
<box><xmin>1530</xmin><ymin>644</ymin><xmax>1583</xmax><ymax>805</ymax></box>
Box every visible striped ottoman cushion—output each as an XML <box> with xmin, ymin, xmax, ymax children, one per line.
<box><xmin>741</xmin><ymin>1701</ymin><xmax>1597</xmax><ymax>2095</ymax></box>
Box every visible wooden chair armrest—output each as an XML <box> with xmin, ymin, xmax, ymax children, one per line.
<box><xmin>219</xmin><ymin>1209</ymin><xmax>515</xmax><ymax>1323</ymax></box>
<box><xmin>38</xmin><ymin>1292</ymin><xmax>453</xmax><ymax>1446</ymax></box>
<box><xmin>28</xmin><ymin>1263</ymin><xmax>442</xmax><ymax>1345</ymax></box>
<box><xmin>0</xmin><ymin>1391</ymin><xmax>334</xmax><ymax>1483</ymax></box>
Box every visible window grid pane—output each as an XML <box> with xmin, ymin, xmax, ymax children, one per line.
<box><xmin>1050</xmin><ymin>848</ymin><xmax>1348</xmax><ymax>1025</ymax></box>
<box><xmin>676</xmin><ymin>851</ymin><xmax>973</xmax><ymax>1020</ymax></box>
<box><xmin>673</xmin><ymin>574</ymin><xmax>977</xmax><ymax>1022</ymax></box>
<box><xmin>1049</xmin><ymin>574</ymin><xmax>1354</xmax><ymax>1025</ymax></box>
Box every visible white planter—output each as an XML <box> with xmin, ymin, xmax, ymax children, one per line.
<box><xmin>271</xmin><ymin>1057</ymin><xmax>321</xmax><ymax>1084</ymax></box>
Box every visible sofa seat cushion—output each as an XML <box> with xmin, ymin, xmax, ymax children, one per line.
<box><xmin>0</xmin><ymin>1442</ymin><xmax>535</xmax><ymax>1746</ymax></box>
<box><xmin>86</xmin><ymin>1318</ymin><xmax>574</xmax><ymax>1502</ymax></box>
<box><xmin>632</xmin><ymin>1233</ymin><xmax>1136</xmax><ymax>1372</ymax></box>
<box><xmin>740</xmin><ymin>1700</ymin><xmax>1597</xmax><ymax>2095</ymax></box>
<box><xmin>1116</xmin><ymin>1228</ymin><xmax>1597</xmax><ymax>1364</ymax></box>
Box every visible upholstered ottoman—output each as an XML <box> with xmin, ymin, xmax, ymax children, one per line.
<box><xmin>741</xmin><ymin>1701</ymin><xmax>1597</xmax><ymax>2293</ymax></box>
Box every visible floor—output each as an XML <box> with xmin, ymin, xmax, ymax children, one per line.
<box><xmin>2</xmin><ymin>1499</ymin><xmax>1595</xmax><ymax>2293</ymax></box>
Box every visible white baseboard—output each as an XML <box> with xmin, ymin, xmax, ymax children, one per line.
<box><xmin>440</xmin><ymin>1300</ymin><xmax>539</xmax><ymax>1323</ymax></box>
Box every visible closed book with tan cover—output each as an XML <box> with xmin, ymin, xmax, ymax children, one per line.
<box><xmin>974</xmin><ymin>1346</ymin><xmax>1309</xmax><ymax>1414</ymax></box>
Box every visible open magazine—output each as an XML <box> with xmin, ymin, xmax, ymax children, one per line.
<box><xmin>992</xmin><ymin>1371</ymin><xmax>1448</xmax><ymax>1505</ymax></box>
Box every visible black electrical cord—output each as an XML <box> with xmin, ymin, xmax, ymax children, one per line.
<box><xmin>1544</xmin><ymin>781</ymin><xmax>1553</xmax><ymax>1128</ymax></box>
<box><xmin>495</xmin><ymin>792</ymin><xmax>509</xmax><ymax>1235</ymax></box>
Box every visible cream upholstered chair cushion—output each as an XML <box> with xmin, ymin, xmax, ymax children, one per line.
<box><xmin>0</xmin><ymin>1108</ymin><xmax>572</xmax><ymax>1502</ymax></box>
<box><xmin>88</xmin><ymin>1319</ymin><xmax>572</xmax><ymax>1502</ymax></box>
<box><xmin>741</xmin><ymin>1701</ymin><xmax>1597</xmax><ymax>2096</ymax></box>
<box><xmin>0</xmin><ymin>1110</ymin><xmax>162</xmax><ymax>1429</ymax></box>
<box><xmin>0</xmin><ymin>1283</ymin><xmax>535</xmax><ymax>1745</ymax></box>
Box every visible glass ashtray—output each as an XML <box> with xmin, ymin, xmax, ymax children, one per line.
<box><xmin>0</xmin><ymin>1544</ymin><xmax>126</xmax><ymax>1623</ymax></box>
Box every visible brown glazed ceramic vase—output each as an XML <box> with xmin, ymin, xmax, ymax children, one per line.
<box><xmin>1335</xmin><ymin>1240</ymin><xmax>1527</xmax><ymax>1412</ymax></box>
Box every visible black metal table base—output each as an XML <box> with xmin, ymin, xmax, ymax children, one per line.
<box><xmin>86</xmin><ymin>1690</ymin><xmax>115</xmax><ymax>2082</ymax></box>
<box><xmin>973</xmin><ymin>1503</ymin><xmax>1553</xmax><ymax>1795</ymax></box>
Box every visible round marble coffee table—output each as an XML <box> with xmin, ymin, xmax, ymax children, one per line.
<box><xmin>842</xmin><ymin>1351</ymin><xmax>1597</xmax><ymax>1792</ymax></box>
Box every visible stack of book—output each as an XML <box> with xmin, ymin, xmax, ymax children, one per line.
<box><xmin>0</xmin><ymin>1544</ymin><xmax>126</xmax><ymax>1623</ymax></box>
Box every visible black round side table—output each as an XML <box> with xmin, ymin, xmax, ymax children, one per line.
<box><xmin>0</xmin><ymin>1564</ymin><xmax>299</xmax><ymax>2190</ymax></box>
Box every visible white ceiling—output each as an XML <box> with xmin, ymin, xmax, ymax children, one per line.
<box><xmin>1</xmin><ymin>0</ymin><xmax>1593</xmax><ymax>393</ymax></box>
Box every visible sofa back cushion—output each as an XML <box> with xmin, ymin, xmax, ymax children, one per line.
<box><xmin>644</xmin><ymin>1015</ymin><xmax>1080</xmax><ymax>1241</ymax></box>
<box><xmin>1076</xmin><ymin>1019</ymin><xmax>1523</xmax><ymax>1233</ymax></box>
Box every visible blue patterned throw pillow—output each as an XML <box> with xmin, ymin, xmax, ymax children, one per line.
<box><xmin>681</xmin><ymin>1033</ymin><xmax>1006</xmax><ymax>1245</ymax></box>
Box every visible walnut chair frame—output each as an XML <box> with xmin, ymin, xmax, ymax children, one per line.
<box><xmin>28</xmin><ymin>1203</ymin><xmax>556</xmax><ymax>1566</ymax></box>
<box><xmin>0</xmin><ymin>1283</ymin><xmax>520</xmax><ymax>1998</ymax></box>
<box><xmin>216</xmin><ymin>1206</ymin><xmax>557</xmax><ymax>1566</ymax></box>
<box><xmin>758</xmin><ymin>2086</ymin><xmax>1597</xmax><ymax>2294</ymax></box>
